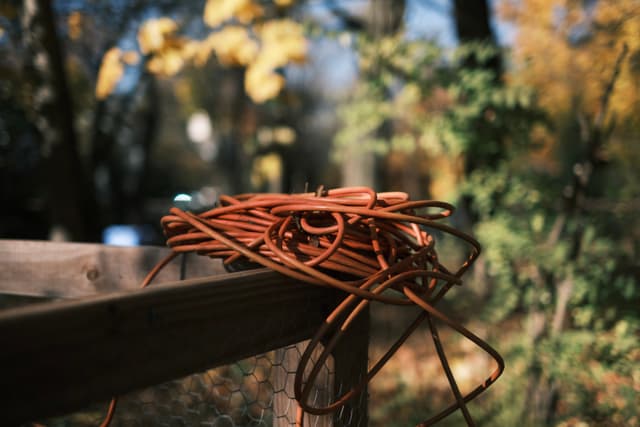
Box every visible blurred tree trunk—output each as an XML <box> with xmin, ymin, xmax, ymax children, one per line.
<box><xmin>341</xmin><ymin>0</ymin><xmax>405</xmax><ymax>188</ymax></box>
<box><xmin>134</xmin><ymin>74</ymin><xmax>160</xmax><ymax>223</ymax></box>
<box><xmin>451</xmin><ymin>0</ymin><xmax>502</xmax><ymax>296</ymax></box>
<box><xmin>453</xmin><ymin>0</ymin><xmax>493</xmax><ymax>41</ymax></box>
<box><xmin>88</xmin><ymin>4</ymin><xmax>162</xmax><ymax>227</ymax></box>
<box><xmin>453</xmin><ymin>0</ymin><xmax>502</xmax><ymax>78</ymax></box>
<box><xmin>21</xmin><ymin>0</ymin><xmax>99</xmax><ymax>241</ymax></box>
<box><xmin>224</xmin><ymin>70</ymin><xmax>252</xmax><ymax>194</ymax></box>
<box><xmin>367</xmin><ymin>0</ymin><xmax>405</xmax><ymax>37</ymax></box>
<box><xmin>453</xmin><ymin>0</ymin><xmax>503</xmax><ymax>173</ymax></box>
<box><xmin>90</xmin><ymin>69</ymin><xmax>159</xmax><ymax>226</ymax></box>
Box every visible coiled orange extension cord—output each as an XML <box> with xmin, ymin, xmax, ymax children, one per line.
<box><xmin>101</xmin><ymin>186</ymin><xmax>504</xmax><ymax>427</ymax></box>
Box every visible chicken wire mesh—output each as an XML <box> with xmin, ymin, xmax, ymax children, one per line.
<box><xmin>29</xmin><ymin>339</ymin><xmax>368</xmax><ymax>427</ymax></box>
<box><xmin>105</xmin><ymin>343</ymin><xmax>334</xmax><ymax>427</ymax></box>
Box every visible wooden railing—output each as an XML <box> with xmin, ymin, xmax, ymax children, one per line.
<box><xmin>0</xmin><ymin>240</ymin><xmax>369</xmax><ymax>426</ymax></box>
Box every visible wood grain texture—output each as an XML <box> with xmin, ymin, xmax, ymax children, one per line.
<box><xmin>0</xmin><ymin>239</ymin><xmax>225</xmax><ymax>298</ymax></box>
<box><xmin>0</xmin><ymin>269</ymin><xmax>336</xmax><ymax>425</ymax></box>
<box><xmin>332</xmin><ymin>305</ymin><xmax>369</xmax><ymax>427</ymax></box>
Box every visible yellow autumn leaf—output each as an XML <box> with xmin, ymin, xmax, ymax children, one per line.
<box><xmin>136</xmin><ymin>17</ymin><xmax>199</xmax><ymax>77</ymax></box>
<box><xmin>272</xmin><ymin>126</ymin><xmax>296</xmax><ymax>144</ymax></box>
<box><xmin>193</xmin><ymin>36</ymin><xmax>217</xmax><ymax>66</ymax></box>
<box><xmin>503</xmin><ymin>0</ymin><xmax>640</xmax><ymax>119</ymax></box>
<box><xmin>163</xmin><ymin>50</ymin><xmax>185</xmax><ymax>75</ymax></box>
<box><xmin>67</xmin><ymin>11</ymin><xmax>82</xmax><ymax>40</ymax></box>
<box><xmin>204</xmin><ymin>0</ymin><xmax>263</xmax><ymax>28</ymax></box>
<box><xmin>147</xmin><ymin>56</ymin><xmax>163</xmax><ymax>75</ymax></box>
<box><xmin>245</xmin><ymin>59</ymin><xmax>285</xmax><ymax>103</ymax></box>
<box><xmin>251</xmin><ymin>153</ymin><xmax>282</xmax><ymax>187</ymax></box>
<box><xmin>121</xmin><ymin>51</ymin><xmax>140</xmax><ymax>65</ymax></box>
<box><xmin>253</xmin><ymin>45</ymin><xmax>288</xmax><ymax>70</ymax></box>
<box><xmin>95</xmin><ymin>47</ymin><xmax>124</xmax><ymax>99</ymax></box>
<box><xmin>137</xmin><ymin>17</ymin><xmax>178</xmax><ymax>54</ymax></box>
<box><xmin>259</xmin><ymin>19</ymin><xmax>307</xmax><ymax>65</ymax></box>
<box><xmin>204</xmin><ymin>0</ymin><xmax>239</xmax><ymax>28</ymax></box>
<box><xmin>180</xmin><ymin>40</ymin><xmax>201</xmax><ymax>61</ymax></box>
<box><xmin>207</xmin><ymin>26</ymin><xmax>259</xmax><ymax>66</ymax></box>
<box><xmin>147</xmin><ymin>48</ymin><xmax>185</xmax><ymax>77</ymax></box>
<box><xmin>239</xmin><ymin>19</ymin><xmax>307</xmax><ymax>103</ymax></box>
<box><xmin>235</xmin><ymin>0</ymin><xmax>263</xmax><ymax>23</ymax></box>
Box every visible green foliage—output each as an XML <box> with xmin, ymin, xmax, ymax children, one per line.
<box><xmin>540</xmin><ymin>325</ymin><xmax>638</xmax><ymax>425</ymax></box>
<box><xmin>334</xmin><ymin>36</ymin><xmax>545</xmax><ymax>200</ymax></box>
<box><xmin>473</xmin><ymin>324</ymin><xmax>640</xmax><ymax>427</ymax></box>
<box><xmin>335</xmin><ymin>34</ymin><xmax>639</xmax><ymax>426</ymax></box>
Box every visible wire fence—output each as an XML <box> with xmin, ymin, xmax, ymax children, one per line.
<box><xmin>31</xmin><ymin>340</ymin><xmax>368</xmax><ymax>427</ymax></box>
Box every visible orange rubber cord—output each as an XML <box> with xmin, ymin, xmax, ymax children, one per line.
<box><xmin>99</xmin><ymin>186</ymin><xmax>504</xmax><ymax>427</ymax></box>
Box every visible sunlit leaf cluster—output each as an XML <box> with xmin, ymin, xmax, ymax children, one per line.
<box><xmin>95</xmin><ymin>0</ymin><xmax>306</xmax><ymax>103</ymax></box>
<box><xmin>500</xmin><ymin>0</ymin><xmax>640</xmax><ymax>122</ymax></box>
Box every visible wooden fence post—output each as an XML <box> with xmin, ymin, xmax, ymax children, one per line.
<box><xmin>331</xmin><ymin>298</ymin><xmax>369</xmax><ymax>427</ymax></box>
<box><xmin>272</xmin><ymin>292</ymin><xmax>370</xmax><ymax>427</ymax></box>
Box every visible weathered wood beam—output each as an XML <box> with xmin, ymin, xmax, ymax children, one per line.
<box><xmin>272</xmin><ymin>305</ymin><xmax>370</xmax><ymax>427</ymax></box>
<box><xmin>0</xmin><ymin>269</ymin><xmax>336</xmax><ymax>425</ymax></box>
<box><xmin>0</xmin><ymin>239</ymin><xmax>225</xmax><ymax>298</ymax></box>
<box><xmin>333</xmin><ymin>305</ymin><xmax>369</xmax><ymax>427</ymax></box>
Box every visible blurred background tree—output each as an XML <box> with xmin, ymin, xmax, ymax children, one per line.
<box><xmin>0</xmin><ymin>0</ymin><xmax>638</xmax><ymax>426</ymax></box>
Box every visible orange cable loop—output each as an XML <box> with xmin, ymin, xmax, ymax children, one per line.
<box><xmin>99</xmin><ymin>186</ymin><xmax>503</xmax><ymax>427</ymax></box>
